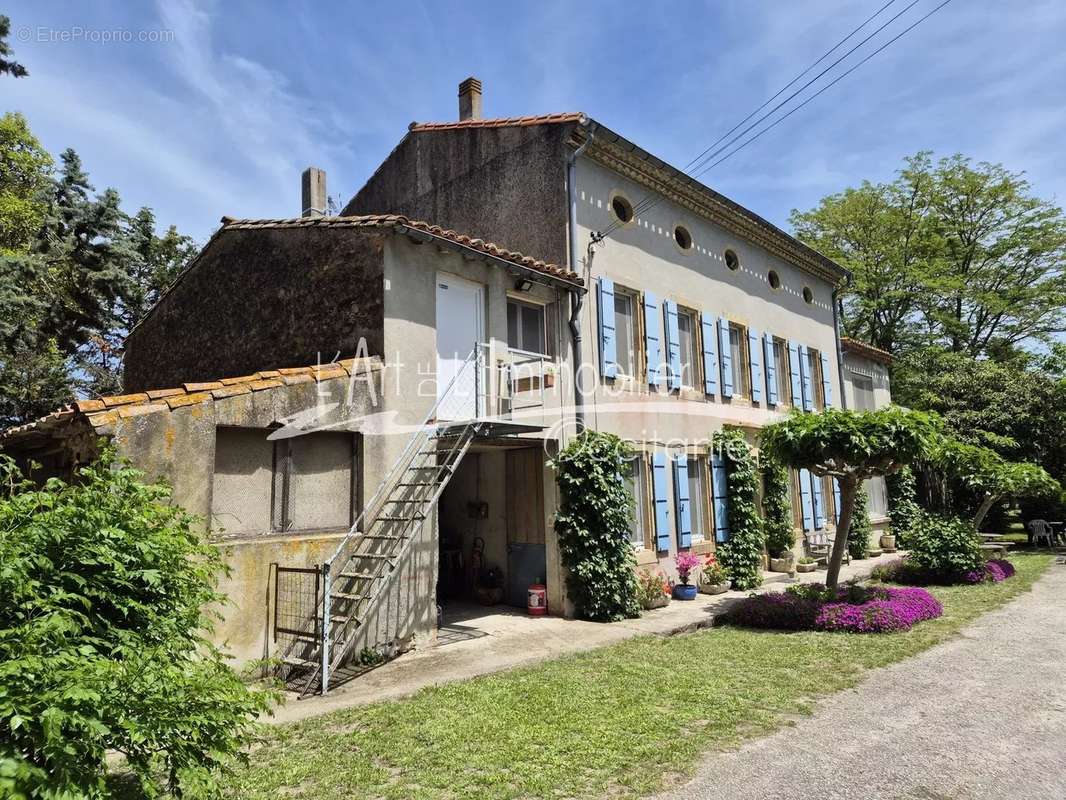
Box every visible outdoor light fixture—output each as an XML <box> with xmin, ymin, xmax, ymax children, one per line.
<box><xmin>514</xmin><ymin>278</ymin><xmax>534</xmax><ymax>292</ymax></box>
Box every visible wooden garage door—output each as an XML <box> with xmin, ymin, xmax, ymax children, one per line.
<box><xmin>506</xmin><ymin>448</ymin><xmax>545</xmax><ymax>545</ymax></box>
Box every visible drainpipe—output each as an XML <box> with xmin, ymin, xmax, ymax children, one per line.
<box><xmin>832</xmin><ymin>275</ymin><xmax>851</xmax><ymax>410</ymax></box>
<box><xmin>566</xmin><ymin>123</ymin><xmax>596</xmax><ymax>431</ymax></box>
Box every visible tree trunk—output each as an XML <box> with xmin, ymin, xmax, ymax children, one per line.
<box><xmin>972</xmin><ymin>493</ymin><xmax>1000</xmax><ymax>530</ymax></box>
<box><xmin>826</xmin><ymin>476</ymin><xmax>858</xmax><ymax>590</ymax></box>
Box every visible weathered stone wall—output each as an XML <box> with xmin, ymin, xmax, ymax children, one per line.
<box><xmin>123</xmin><ymin>227</ymin><xmax>387</xmax><ymax>392</ymax></box>
<box><xmin>343</xmin><ymin>124</ymin><xmax>572</xmax><ymax>267</ymax></box>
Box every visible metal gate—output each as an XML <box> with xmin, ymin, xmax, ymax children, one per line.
<box><xmin>273</xmin><ymin>564</ymin><xmax>320</xmax><ymax>643</ymax></box>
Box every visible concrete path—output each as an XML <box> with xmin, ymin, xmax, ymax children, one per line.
<box><xmin>653</xmin><ymin>559</ymin><xmax>1066</xmax><ymax>800</ymax></box>
<box><xmin>271</xmin><ymin>552</ymin><xmax>903</xmax><ymax>724</ymax></box>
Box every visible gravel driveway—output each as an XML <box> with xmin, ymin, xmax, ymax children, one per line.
<box><xmin>653</xmin><ymin>561</ymin><xmax>1066</xmax><ymax>800</ymax></box>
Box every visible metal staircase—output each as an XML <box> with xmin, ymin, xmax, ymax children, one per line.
<box><xmin>273</xmin><ymin>346</ymin><xmax>545</xmax><ymax>696</ymax></box>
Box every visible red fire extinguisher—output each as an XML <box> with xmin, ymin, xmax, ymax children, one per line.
<box><xmin>527</xmin><ymin>577</ymin><xmax>547</xmax><ymax>616</ymax></box>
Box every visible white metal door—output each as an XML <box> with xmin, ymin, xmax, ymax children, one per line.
<box><xmin>435</xmin><ymin>273</ymin><xmax>484</xmax><ymax>420</ymax></box>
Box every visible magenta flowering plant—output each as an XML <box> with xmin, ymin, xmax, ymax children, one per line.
<box><xmin>674</xmin><ymin>551</ymin><xmax>703</xmax><ymax>585</ymax></box>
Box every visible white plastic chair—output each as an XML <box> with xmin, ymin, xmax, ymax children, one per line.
<box><xmin>1028</xmin><ymin>519</ymin><xmax>1055</xmax><ymax>548</ymax></box>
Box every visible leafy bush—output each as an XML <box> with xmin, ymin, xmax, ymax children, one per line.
<box><xmin>761</xmin><ymin>456</ymin><xmax>794</xmax><ymax>557</ymax></box>
<box><xmin>0</xmin><ymin>452</ymin><xmax>275</xmax><ymax>798</ymax></box>
<box><xmin>886</xmin><ymin>466</ymin><xmax>921</xmax><ymax>546</ymax></box>
<box><xmin>551</xmin><ymin>431</ymin><xmax>640</xmax><ymax>621</ymax></box>
<box><xmin>721</xmin><ymin>583</ymin><xmax>942</xmax><ymax>633</ymax></box>
<box><xmin>848</xmin><ymin>484</ymin><xmax>873</xmax><ymax>559</ymax></box>
<box><xmin>907</xmin><ymin>512</ymin><xmax>984</xmax><ymax>576</ymax></box>
<box><xmin>713</xmin><ymin>429</ymin><xmax>764</xmax><ymax>590</ymax></box>
<box><xmin>873</xmin><ymin>555</ymin><xmax>1017</xmax><ymax>587</ymax></box>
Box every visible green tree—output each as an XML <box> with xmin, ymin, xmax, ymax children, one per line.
<box><xmin>0</xmin><ymin>15</ymin><xmax>28</xmax><ymax>78</ymax></box>
<box><xmin>760</xmin><ymin>407</ymin><xmax>941</xmax><ymax>589</ymax></box>
<box><xmin>791</xmin><ymin>152</ymin><xmax>1066</xmax><ymax>356</ymax></box>
<box><xmin>0</xmin><ymin>452</ymin><xmax>275</xmax><ymax>797</ymax></box>
<box><xmin>0</xmin><ymin>112</ymin><xmax>52</xmax><ymax>254</ymax></box>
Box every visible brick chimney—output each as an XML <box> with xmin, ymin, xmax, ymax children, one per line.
<box><xmin>458</xmin><ymin>77</ymin><xmax>482</xmax><ymax>122</ymax></box>
<box><xmin>301</xmin><ymin>167</ymin><xmax>327</xmax><ymax>218</ymax></box>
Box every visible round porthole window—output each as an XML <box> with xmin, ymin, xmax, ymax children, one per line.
<box><xmin>724</xmin><ymin>249</ymin><xmax>740</xmax><ymax>271</ymax></box>
<box><xmin>768</xmin><ymin>270</ymin><xmax>781</xmax><ymax>290</ymax></box>
<box><xmin>674</xmin><ymin>225</ymin><xmax>693</xmax><ymax>250</ymax></box>
<box><xmin>611</xmin><ymin>194</ymin><xmax>634</xmax><ymax>225</ymax></box>
<box><xmin>803</xmin><ymin>286</ymin><xmax>814</xmax><ymax>304</ymax></box>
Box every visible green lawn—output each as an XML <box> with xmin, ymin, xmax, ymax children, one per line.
<box><xmin>224</xmin><ymin>553</ymin><xmax>1051</xmax><ymax>800</ymax></box>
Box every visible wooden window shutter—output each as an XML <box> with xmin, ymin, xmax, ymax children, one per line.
<box><xmin>718</xmin><ymin>318</ymin><xmax>733</xmax><ymax>398</ymax></box>
<box><xmin>643</xmin><ymin>291</ymin><xmax>662</xmax><ymax>387</ymax></box>
<box><xmin>748</xmin><ymin>327</ymin><xmax>764</xmax><ymax>403</ymax></box>
<box><xmin>672</xmin><ymin>455</ymin><xmax>692</xmax><ymax>548</ymax></box>
<box><xmin>799</xmin><ymin>467</ymin><xmax>815</xmax><ymax>531</ymax></box>
<box><xmin>651</xmin><ymin>452</ymin><xmax>672</xmax><ymax>551</ymax></box>
<box><xmin>711</xmin><ymin>453</ymin><xmax>730</xmax><ymax>542</ymax></box>
<box><xmin>820</xmin><ymin>351</ymin><xmax>833</xmax><ymax>408</ymax></box>
<box><xmin>663</xmin><ymin>300</ymin><xmax>681</xmax><ymax>391</ymax></box>
<box><xmin>597</xmin><ymin>277</ymin><xmax>617</xmax><ymax>379</ymax></box>
<box><xmin>700</xmin><ymin>312</ymin><xmax>720</xmax><ymax>397</ymax></box>
<box><xmin>764</xmin><ymin>332</ymin><xmax>778</xmax><ymax>406</ymax></box>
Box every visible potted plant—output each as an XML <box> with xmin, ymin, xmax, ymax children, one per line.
<box><xmin>673</xmin><ymin>551</ymin><xmax>702</xmax><ymax>600</ymax></box>
<box><xmin>698</xmin><ymin>554</ymin><xmax>732</xmax><ymax>595</ymax></box>
<box><xmin>796</xmin><ymin>556</ymin><xmax>817</xmax><ymax>573</ymax></box>
<box><xmin>867</xmin><ymin>547</ymin><xmax>884</xmax><ymax>558</ymax></box>
<box><xmin>636</xmin><ymin>568</ymin><xmax>671</xmax><ymax>610</ymax></box>
<box><xmin>880</xmin><ymin>532</ymin><xmax>897</xmax><ymax>552</ymax></box>
<box><xmin>543</xmin><ymin>363</ymin><xmax>557</xmax><ymax>388</ymax></box>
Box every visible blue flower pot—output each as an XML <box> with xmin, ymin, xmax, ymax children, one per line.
<box><xmin>673</xmin><ymin>583</ymin><xmax>698</xmax><ymax>601</ymax></box>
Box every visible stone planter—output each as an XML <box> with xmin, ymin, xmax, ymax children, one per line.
<box><xmin>698</xmin><ymin>580</ymin><xmax>731</xmax><ymax>595</ymax></box>
<box><xmin>769</xmin><ymin>555</ymin><xmax>794</xmax><ymax>573</ymax></box>
<box><xmin>642</xmin><ymin>594</ymin><xmax>670</xmax><ymax>610</ymax></box>
<box><xmin>880</xmin><ymin>534</ymin><xmax>897</xmax><ymax>553</ymax></box>
<box><xmin>796</xmin><ymin>561</ymin><xmax>818</xmax><ymax>573</ymax></box>
<box><xmin>867</xmin><ymin>548</ymin><xmax>884</xmax><ymax>558</ymax></box>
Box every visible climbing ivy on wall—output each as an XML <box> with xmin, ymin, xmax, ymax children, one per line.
<box><xmin>848</xmin><ymin>483</ymin><xmax>873</xmax><ymax>559</ymax></box>
<box><xmin>761</xmin><ymin>455</ymin><xmax>794</xmax><ymax>558</ymax></box>
<box><xmin>713</xmin><ymin>429</ymin><xmax>764</xmax><ymax>590</ymax></box>
<box><xmin>886</xmin><ymin>465</ymin><xmax>921</xmax><ymax>546</ymax></box>
<box><xmin>550</xmin><ymin>430</ymin><xmax>640</xmax><ymax>622</ymax></box>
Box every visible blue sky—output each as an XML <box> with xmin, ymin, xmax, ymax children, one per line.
<box><xmin>5</xmin><ymin>0</ymin><xmax>1066</xmax><ymax>245</ymax></box>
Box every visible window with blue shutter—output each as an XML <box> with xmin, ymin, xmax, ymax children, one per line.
<box><xmin>764</xmin><ymin>332</ymin><xmax>778</xmax><ymax>406</ymax></box>
<box><xmin>672</xmin><ymin>455</ymin><xmax>692</xmax><ymax>548</ymax></box>
<box><xmin>748</xmin><ymin>327</ymin><xmax>764</xmax><ymax>403</ymax></box>
<box><xmin>700</xmin><ymin>312</ymin><xmax>720</xmax><ymax>397</ymax></box>
<box><xmin>663</xmin><ymin>300</ymin><xmax>681</xmax><ymax>391</ymax></box>
<box><xmin>799</xmin><ymin>467</ymin><xmax>815</xmax><ymax>531</ymax></box>
<box><xmin>718</xmin><ymin>318</ymin><xmax>733</xmax><ymax>398</ymax></box>
<box><xmin>799</xmin><ymin>344</ymin><xmax>814</xmax><ymax>411</ymax></box>
<box><xmin>788</xmin><ymin>340</ymin><xmax>802</xmax><ymax>407</ymax></box>
<box><xmin>597</xmin><ymin>277</ymin><xmax>617</xmax><ymax>379</ymax></box>
<box><xmin>833</xmin><ymin>479</ymin><xmax>842</xmax><ymax>523</ymax></box>
<box><xmin>651</xmin><ymin>452</ymin><xmax>671</xmax><ymax>551</ymax></box>
<box><xmin>644</xmin><ymin>292</ymin><xmax>662</xmax><ymax>387</ymax></box>
<box><xmin>820</xmin><ymin>351</ymin><xmax>833</xmax><ymax>408</ymax></box>
<box><xmin>811</xmin><ymin>474</ymin><xmax>826</xmax><ymax>530</ymax></box>
<box><xmin>711</xmin><ymin>453</ymin><xmax>730</xmax><ymax>542</ymax></box>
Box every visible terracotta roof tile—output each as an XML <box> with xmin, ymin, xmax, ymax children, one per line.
<box><xmin>408</xmin><ymin>112</ymin><xmax>585</xmax><ymax>132</ymax></box>
<box><xmin>218</xmin><ymin>214</ymin><xmax>581</xmax><ymax>284</ymax></box>
<box><xmin>0</xmin><ymin>357</ymin><xmax>385</xmax><ymax>447</ymax></box>
<box><xmin>841</xmin><ymin>337</ymin><xmax>894</xmax><ymax>365</ymax></box>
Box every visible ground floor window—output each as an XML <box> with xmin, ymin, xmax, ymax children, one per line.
<box><xmin>866</xmin><ymin>476</ymin><xmax>889</xmax><ymax>518</ymax></box>
<box><xmin>624</xmin><ymin>457</ymin><xmax>649</xmax><ymax>550</ymax></box>
<box><xmin>687</xmin><ymin>456</ymin><xmax>709</xmax><ymax>544</ymax></box>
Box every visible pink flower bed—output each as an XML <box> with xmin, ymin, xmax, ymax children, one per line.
<box><xmin>964</xmin><ymin>558</ymin><xmax>1016</xmax><ymax>584</ymax></box>
<box><xmin>721</xmin><ymin>584</ymin><xmax>942</xmax><ymax>634</ymax></box>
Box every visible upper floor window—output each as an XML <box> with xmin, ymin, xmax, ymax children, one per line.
<box><xmin>611</xmin><ymin>193</ymin><xmax>635</xmax><ymax>225</ymax></box>
<box><xmin>212</xmin><ymin>427</ymin><xmax>357</xmax><ymax>536</ymax></box>
<box><xmin>507</xmin><ymin>298</ymin><xmax>546</xmax><ymax>355</ymax></box>
<box><xmin>728</xmin><ymin>323</ymin><xmax>750</xmax><ymax>398</ymax></box>
<box><xmin>806</xmin><ymin>347</ymin><xmax>824</xmax><ymax>409</ymax></box>
<box><xmin>851</xmin><ymin>373</ymin><xmax>875</xmax><ymax>410</ymax></box>
<box><xmin>773</xmin><ymin>337</ymin><xmax>790</xmax><ymax>405</ymax></box>
<box><xmin>724</xmin><ymin>249</ymin><xmax>740</xmax><ymax>271</ymax></box>
<box><xmin>614</xmin><ymin>289</ymin><xmax>639</xmax><ymax>377</ymax></box>
<box><xmin>677</xmin><ymin>308</ymin><xmax>699</xmax><ymax>389</ymax></box>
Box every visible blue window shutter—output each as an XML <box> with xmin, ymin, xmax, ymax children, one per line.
<box><xmin>820</xmin><ymin>351</ymin><xmax>833</xmax><ymax>408</ymax></box>
<box><xmin>700</xmin><ymin>312</ymin><xmax>720</xmax><ymax>396</ymax></box>
<box><xmin>652</xmin><ymin>452</ymin><xmax>671</xmax><ymax>551</ymax></box>
<box><xmin>799</xmin><ymin>344</ymin><xmax>814</xmax><ymax>411</ymax></box>
<box><xmin>663</xmin><ymin>300</ymin><xmax>681</xmax><ymax>391</ymax></box>
<box><xmin>643</xmin><ymin>291</ymin><xmax>662</xmax><ymax>387</ymax></box>
<box><xmin>718</xmin><ymin>318</ymin><xmax>733</xmax><ymax>398</ymax></box>
<box><xmin>673</xmin><ymin>456</ymin><xmax>692</xmax><ymax>548</ymax></box>
<box><xmin>799</xmin><ymin>468</ymin><xmax>815</xmax><ymax>531</ymax></box>
<box><xmin>833</xmin><ymin>478</ymin><xmax>842</xmax><ymax>523</ymax></box>
<box><xmin>788</xmin><ymin>340</ymin><xmax>802</xmax><ymax>407</ymax></box>
<box><xmin>764</xmin><ymin>332</ymin><xmax>778</xmax><ymax>406</ymax></box>
<box><xmin>812</xmin><ymin>474</ymin><xmax>826</xmax><ymax>530</ymax></box>
<box><xmin>711</xmin><ymin>453</ymin><xmax>730</xmax><ymax>542</ymax></box>
<box><xmin>748</xmin><ymin>327</ymin><xmax>764</xmax><ymax>403</ymax></box>
<box><xmin>597</xmin><ymin>277</ymin><xmax>617</xmax><ymax>379</ymax></box>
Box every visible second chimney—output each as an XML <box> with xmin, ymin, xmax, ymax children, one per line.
<box><xmin>302</xmin><ymin>167</ymin><xmax>327</xmax><ymax>218</ymax></box>
<box><xmin>458</xmin><ymin>76</ymin><xmax>482</xmax><ymax>121</ymax></box>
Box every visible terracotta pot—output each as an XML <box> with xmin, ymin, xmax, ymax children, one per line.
<box><xmin>796</xmin><ymin>562</ymin><xmax>817</xmax><ymax>573</ymax></box>
<box><xmin>698</xmin><ymin>581</ymin><xmax>731</xmax><ymax>595</ymax></box>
